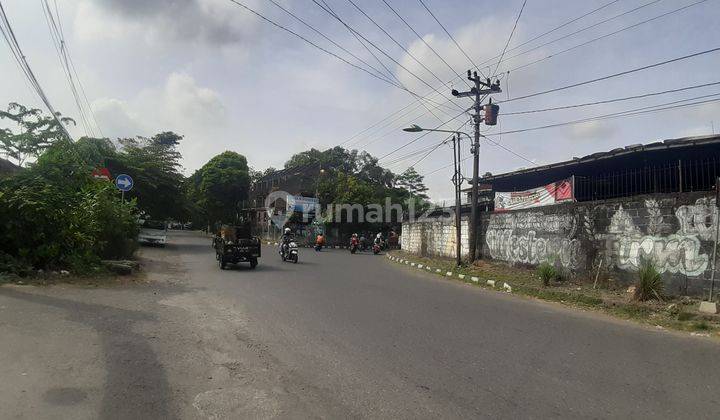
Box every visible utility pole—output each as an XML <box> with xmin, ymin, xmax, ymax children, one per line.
<box><xmin>452</xmin><ymin>135</ymin><xmax>462</xmax><ymax>267</ymax></box>
<box><xmin>451</xmin><ymin>71</ymin><xmax>501</xmax><ymax>262</ymax></box>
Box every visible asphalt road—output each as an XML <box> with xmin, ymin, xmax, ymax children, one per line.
<box><xmin>2</xmin><ymin>230</ymin><xmax>720</xmax><ymax>419</ymax></box>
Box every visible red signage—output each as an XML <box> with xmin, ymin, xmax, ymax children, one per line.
<box><xmin>92</xmin><ymin>167</ymin><xmax>111</xmax><ymax>181</ymax></box>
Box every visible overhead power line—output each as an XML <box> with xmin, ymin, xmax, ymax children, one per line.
<box><xmin>504</xmin><ymin>0</ymin><xmax>710</xmax><ymax>74</ymax></box>
<box><xmin>0</xmin><ymin>0</ymin><xmax>72</xmax><ymax>140</ymax></box>
<box><xmin>503</xmin><ymin>80</ymin><xmax>720</xmax><ymax>116</ymax></box>
<box><xmin>501</xmin><ymin>46</ymin><xmax>720</xmax><ymax>103</ymax></box>
<box><xmin>354</xmin><ymin>97</ymin><xmax>456</xmax><ymax>149</ymax></box>
<box><xmin>491</xmin><ymin>0</ymin><xmax>527</xmax><ymax>77</ymax></box>
<box><xmin>228</xmin><ymin>0</ymin><xmax>453</xmax><ymax>113</ymax></box>
<box><xmin>311</xmin><ymin>0</ymin><xmax>465</xmax><ymax>114</ymax></box>
<box><xmin>378</xmin><ymin>108</ymin><xmax>469</xmax><ymax>160</ymax></box>
<box><xmin>338</xmin><ymin>0</ymin><xmax>628</xmax><ymax>156</ymax></box>
<box><xmin>41</xmin><ymin>0</ymin><xmax>94</xmax><ymax>137</ymax></box>
<box><xmin>493</xmin><ymin>91</ymin><xmax>720</xmax><ymax>137</ymax></box>
<box><xmin>345</xmin><ymin>0</ymin><xmax>457</xmax><ymax>94</ymax></box>
<box><xmin>417</xmin><ymin>0</ymin><xmax>485</xmax><ymax>78</ymax></box>
<box><xmin>487</xmin><ymin>0</ymin><xmax>664</xmax><ymax>74</ymax></box>
<box><xmin>265</xmin><ymin>0</ymin><xmax>393</xmax><ymax>82</ymax></box>
<box><xmin>380</xmin><ymin>0</ymin><xmax>471</xmax><ymax>89</ymax></box>
<box><xmin>316</xmin><ymin>0</ymin><xmax>449</xmax><ymax>123</ymax></box>
<box><xmin>421</xmin><ymin>92</ymin><xmax>720</xmax><ymax>177</ymax></box>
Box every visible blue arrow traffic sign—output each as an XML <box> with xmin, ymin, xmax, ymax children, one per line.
<box><xmin>115</xmin><ymin>174</ymin><xmax>134</xmax><ymax>192</ymax></box>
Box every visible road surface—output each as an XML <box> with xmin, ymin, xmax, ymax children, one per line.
<box><xmin>1</xmin><ymin>230</ymin><xmax>719</xmax><ymax>419</ymax></box>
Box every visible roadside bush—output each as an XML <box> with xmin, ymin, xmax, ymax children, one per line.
<box><xmin>0</xmin><ymin>140</ymin><xmax>139</xmax><ymax>273</ymax></box>
<box><xmin>537</xmin><ymin>262</ymin><xmax>560</xmax><ymax>286</ymax></box>
<box><xmin>634</xmin><ymin>260</ymin><xmax>664</xmax><ymax>301</ymax></box>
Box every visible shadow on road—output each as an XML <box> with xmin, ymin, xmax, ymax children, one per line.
<box><xmin>0</xmin><ymin>287</ymin><xmax>175</xmax><ymax>419</ymax></box>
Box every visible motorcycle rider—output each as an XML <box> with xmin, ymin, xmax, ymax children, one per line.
<box><xmin>280</xmin><ymin>227</ymin><xmax>293</xmax><ymax>256</ymax></box>
<box><xmin>374</xmin><ymin>232</ymin><xmax>385</xmax><ymax>249</ymax></box>
<box><xmin>315</xmin><ymin>232</ymin><xmax>325</xmax><ymax>251</ymax></box>
<box><xmin>359</xmin><ymin>233</ymin><xmax>367</xmax><ymax>251</ymax></box>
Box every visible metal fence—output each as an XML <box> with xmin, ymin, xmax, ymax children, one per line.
<box><xmin>573</xmin><ymin>157</ymin><xmax>720</xmax><ymax>201</ymax></box>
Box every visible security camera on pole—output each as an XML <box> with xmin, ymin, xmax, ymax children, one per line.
<box><xmin>451</xmin><ymin>70</ymin><xmax>501</xmax><ymax>262</ymax></box>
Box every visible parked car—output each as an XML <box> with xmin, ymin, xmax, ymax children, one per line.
<box><xmin>138</xmin><ymin>220</ymin><xmax>168</xmax><ymax>247</ymax></box>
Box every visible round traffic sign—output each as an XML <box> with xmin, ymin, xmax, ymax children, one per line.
<box><xmin>115</xmin><ymin>174</ymin><xmax>134</xmax><ymax>192</ymax></box>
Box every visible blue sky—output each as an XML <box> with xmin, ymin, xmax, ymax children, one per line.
<box><xmin>1</xmin><ymin>0</ymin><xmax>719</xmax><ymax>199</ymax></box>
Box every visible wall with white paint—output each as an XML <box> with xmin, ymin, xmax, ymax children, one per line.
<box><xmin>401</xmin><ymin>217</ymin><xmax>469</xmax><ymax>259</ymax></box>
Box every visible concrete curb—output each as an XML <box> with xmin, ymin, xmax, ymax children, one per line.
<box><xmin>385</xmin><ymin>252</ymin><xmax>510</xmax><ymax>293</ymax></box>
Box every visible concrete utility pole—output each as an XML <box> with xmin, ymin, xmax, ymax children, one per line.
<box><xmin>451</xmin><ymin>71</ymin><xmax>501</xmax><ymax>262</ymax></box>
<box><xmin>452</xmin><ymin>135</ymin><xmax>462</xmax><ymax>267</ymax></box>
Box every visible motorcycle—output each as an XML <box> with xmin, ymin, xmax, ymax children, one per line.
<box><xmin>349</xmin><ymin>237</ymin><xmax>359</xmax><ymax>254</ymax></box>
<box><xmin>280</xmin><ymin>241</ymin><xmax>299</xmax><ymax>263</ymax></box>
<box><xmin>314</xmin><ymin>243</ymin><xmax>323</xmax><ymax>251</ymax></box>
<box><xmin>372</xmin><ymin>242</ymin><xmax>381</xmax><ymax>254</ymax></box>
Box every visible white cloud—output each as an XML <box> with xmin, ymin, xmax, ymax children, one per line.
<box><xmin>92</xmin><ymin>97</ymin><xmax>145</xmax><ymax>138</ymax></box>
<box><xmin>92</xmin><ymin>72</ymin><xmax>227</xmax><ymax>172</ymax></box>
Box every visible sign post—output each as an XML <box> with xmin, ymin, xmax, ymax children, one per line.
<box><xmin>115</xmin><ymin>174</ymin><xmax>134</xmax><ymax>202</ymax></box>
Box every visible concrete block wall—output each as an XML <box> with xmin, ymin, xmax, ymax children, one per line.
<box><xmin>400</xmin><ymin>217</ymin><xmax>469</xmax><ymax>259</ymax></box>
<box><xmin>402</xmin><ymin>191</ymin><xmax>719</xmax><ymax>296</ymax></box>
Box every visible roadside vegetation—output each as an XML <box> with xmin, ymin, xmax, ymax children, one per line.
<box><xmin>1</xmin><ymin>102</ymin><xmax>427</xmax><ymax>280</ymax></box>
<box><xmin>391</xmin><ymin>251</ymin><xmax>720</xmax><ymax>337</ymax></box>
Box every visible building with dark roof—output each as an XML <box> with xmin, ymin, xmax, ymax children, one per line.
<box><xmin>465</xmin><ymin>134</ymin><xmax>720</xmax><ymax>205</ymax></box>
<box><xmin>0</xmin><ymin>157</ymin><xmax>21</xmax><ymax>178</ymax></box>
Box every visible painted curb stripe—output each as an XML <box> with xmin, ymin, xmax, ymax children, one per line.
<box><xmin>487</xmin><ymin>280</ymin><xmax>496</xmax><ymax>287</ymax></box>
<box><xmin>471</xmin><ymin>276</ymin><xmax>479</xmax><ymax>283</ymax></box>
<box><xmin>458</xmin><ymin>274</ymin><xmax>465</xmax><ymax>280</ymax></box>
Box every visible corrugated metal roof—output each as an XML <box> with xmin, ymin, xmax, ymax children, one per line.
<box><xmin>478</xmin><ymin>134</ymin><xmax>720</xmax><ymax>182</ymax></box>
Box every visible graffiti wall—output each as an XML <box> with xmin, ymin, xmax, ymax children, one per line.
<box><xmin>484</xmin><ymin>212</ymin><xmax>584</xmax><ymax>270</ymax></box>
<box><xmin>400</xmin><ymin>192</ymin><xmax>718</xmax><ymax>296</ymax></box>
<box><xmin>480</xmin><ymin>192</ymin><xmax>718</xmax><ymax>295</ymax></box>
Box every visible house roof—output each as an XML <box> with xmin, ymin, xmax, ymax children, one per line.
<box><xmin>0</xmin><ymin>157</ymin><xmax>21</xmax><ymax>175</ymax></box>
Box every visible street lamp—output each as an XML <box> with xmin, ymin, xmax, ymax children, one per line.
<box><xmin>402</xmin><ymin>125</ymin><xmax>473</xmax><ymax>142</ymax></box>
<box><xmin>402</xmin><ymin>125</ymin><xmax>471</xmax><ymax>267</ymax></box>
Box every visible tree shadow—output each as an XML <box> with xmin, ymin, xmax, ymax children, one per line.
<box><xmin>0</xmin><ymin>287</ymin><xmax>175</xmax><ymax>419</ymax></box>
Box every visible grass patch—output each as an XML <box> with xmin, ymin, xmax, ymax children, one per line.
<box><xmin>634</xmin><ymin>260</ymin><xmax>664</xmax><ymax>301</ymax></box>
<box><xmin>677</xmin><ymin>311</ymin><xmax>697</xmax><ymax>322</ymax></box>
<box><xmin>537</xmin><ymin>262</ymin><xmax>560</xmax><ymax>287</ymax></box>
<box><xmin>692</xmin><ymin>321</ymin><xmax>710</xmax><ymax>331</ymax></box>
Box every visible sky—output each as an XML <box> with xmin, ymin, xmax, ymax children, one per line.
<box><xmin>1</xmin><ymin>0</ymin><xmax>719</xmax><ymax>200</ymax></box>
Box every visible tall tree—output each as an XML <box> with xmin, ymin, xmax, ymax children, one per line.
<box><xmin>0</xmin><ymin>102</ymin><xmax>74</xmax><ymax>166</ymax></box>
<box><xmin>194</xmin><ymin>151</ymin><xmax>251</xmax><ymax>225</ymax></box>
<box><xmin>113</xmin><ymin>131</ymin><xmax>185</xmax><ymax>219</ymax></box>
<box><xmin>396</xmin><ymin>167</ymin><xmax>429</xmax><ymax>199</ymax></box>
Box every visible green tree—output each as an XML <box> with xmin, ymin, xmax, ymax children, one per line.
<box><xmin>395</xmin><ymin>167</ymin><xmax>429</xmax><ymax>199</ymax></box>
<box><xmin>0</xmin><ymin>102</ymin><xmax>75</xmax><ymax>166</ymax></box>
<box><xmin>193</xmin><ymin>151</ymin><xmax>251</xmax><ymax>225</ymax></box>
<box><xmin>112</xmin><ymin>132</ymin><xmax>185</xmax><ymax>220</ymax></box>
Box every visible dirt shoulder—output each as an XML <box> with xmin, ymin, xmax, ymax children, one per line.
<box><xmin>388</xmin><ymin>251</ymin><xmax>720</xmax><ymax>339</ymax></box>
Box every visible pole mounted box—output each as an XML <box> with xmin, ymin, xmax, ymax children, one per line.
<box><xmin>484</xmin><ymin>103</ymin><xmax>500</xmax><ymax>125</ymax></box>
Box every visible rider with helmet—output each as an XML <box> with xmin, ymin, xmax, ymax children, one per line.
<box><xmin>280</xmin><ymin>227</ymin><xmax>293</xmax><ymax>254</ymax></box>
